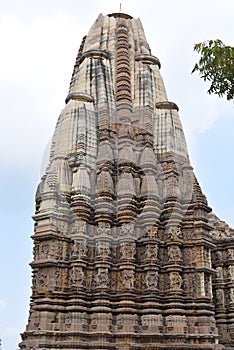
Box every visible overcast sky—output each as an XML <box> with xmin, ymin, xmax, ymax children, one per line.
<box><xmin>0</xmin><ymin>0</ymin><xmax>233</xmax><ymax>348</ymax></box>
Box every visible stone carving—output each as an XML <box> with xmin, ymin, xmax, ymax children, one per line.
<box><xmin>216</xmin><ymin>289</ymin><xmax>224</xmax><ymax>306</ymax></box>
<box><xmin>75</xmin><ymin>312</ymin><xmax>88</xmax><ymax>331</ymax></box>
<box><xmin>145</xmin><ymin>244</ymin><xmax>158</xmax><ymax>260</ymax></box>
<box><xmin>33</xmin><ymin>244</ymin><xmax>40</xmax><ymax>260</ymax></box>
<box><xmin>168</xmin><ymin>245</ymin><xmax>182</xmax><ymax>261</ymax></box>
<box><xmin>145</xmin><ymin>271</ymin><xmax>158</xmax><ymax>289</ymax></box>
<box><xmin>55</xmin><ymin>241</ymin><xmax>63</xmax><ymax>260</ymax></box>
<box><xmin>90</xmin><ymin>313</ymin><xmax>112</xmax><ymax>332</ymax></box>
<box><xmin>71</xmin><ymin>266</ymin><xmax>85</xmax><ymax>287</ymax></box>
<box><xmin>40</xmin><ymin>243</ymin><xmax>49</xmax><ymax>259</ymax></box>
<box><xmin>97</xmin><ymin>221</ymin><xmax>111</xmax><ymax>236</ymax></box>
<box><xmin>228</xmin><ymin>265</ymin><xmax>234</xmax><ymax>279</ymax></box>
<box><xmin>168</xmin><ymin>226</ymin><xmax>182</xmax><ymax>240</ymax></box>
<box><xmin>36</xmin><ymin>271</ymin><xmax>48</xmax><ymax>291</ymax></box>
<box><xmin>204</xmin><ymin>273</ymin><xmax>211</xmax><ymax>297</ymax></box>
<box><xmin>70</xmin><ymin>219</ymin><xmax>87</xmax><ymax>235</ymax></box>
<box><xmin>227</xmin><ymin>248</ymin><xmax>234</xmax><ymax>259</ymax></box>
<box><xmin>216</xmin><ymin>250</ymin><xmax>223</xmax><ymax>261</ymax></box>
<box><xmin>29</xmin><ymin>311</ymin><xmax>40</xmax><ymax>328</ymax></box>
<box><xmin>116</xmin><ymin>314</ymin><xmax>123</xmax><ymax>328</ymax></box>
<box><xmin>65</xmin><ymin>312</ymin><xmax>72</xmax><ymax>327</ymax></box>
<box><xmin>55</xmin><ymin>268</ymin><xmax>63</xmax><ymax>289</ymax></box>
<box><xmin>121</xmin><ymin>222</ymin><xmax>134</xmax><ymax>237</ymax></box>
<box><xmin>96</xmin><ymin>240</ymin><xmax>110</xmax><ymax>258</ymax></box>
<box><xmin>120</xmin><ymin>242</ymin><xmax>136</xmax><ymax>259</ymax></box>
<box><xmin>165</xmin><ymin>315</ymin><xmax>188</xmax><ymax>334</ymax></box>
<box><xmin>71</xmin><ymin>239</ymin><xmax>87</xmax><ymax>259</ymax></box>
<box><xmin>116</xmin><ymin>314</ymin><xmax>138</xmax><ymax>332</ymax></box>
<box><xmin>183</xmin><ymin>248</ymin><xmax>192</xmax><ymax>265</ymax></box>
<box><xmin>94</xmin><ymin>268</ymin><xmax>109</xmax><ymax>288</ymax></box>
<box><xmin>230</xmin><ymin>289</ymin><xmax>234</xmax><ymax>303</ymax></box>
<box><xmin>57</xmin><ymin>220</ymin><xmax>68</xmax><ymax>235</ymax></box>
<box><xmin>86</xmin><ymin>270</ymin><xmax>93</xmax><ymax>290</ymax></box>
<box><xmin>169</xmin><ymin>272</ymin><xmax>183</xmax><ymax>290</ymax></box>
<box><xmin>147</xmin><ymin>226</ymin><xmax>158</xmax><ymax>238</ymax></box>
<box><xmin>216</xmin><ymin>267</ymin><xmax>223</xmax><ymax>280</ymax></box>
<box><xmin>204</xmin><ymin>248</ymin><xmax>210</xmax><ymax>261</ymax></box>
<box><xmin>122</xmin><ymin>269</ymin><xmax>135</xmax><ymax>289</ymax></box>
<box><xmin>141</xmin><ymin>314</ymin><xmax>163</xmax><ymax>333</ymax></box>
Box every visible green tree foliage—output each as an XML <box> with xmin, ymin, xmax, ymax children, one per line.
<box><xmin>192</xmin><ymin>39</ymin><xmax>234</xmax><ymax>100</ymax></box>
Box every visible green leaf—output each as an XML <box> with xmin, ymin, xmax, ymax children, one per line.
<box><xmin>192</xmin><ymin>39</ymin><xmax>234</xmax><ymax>100</ymax></box>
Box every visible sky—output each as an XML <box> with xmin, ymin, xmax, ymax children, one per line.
<box><xmin>0</xmin><ymin>0</ymin><xmax>233</xmax><ymax>348</ymax></box>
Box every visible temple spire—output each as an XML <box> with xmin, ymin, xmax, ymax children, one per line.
<box><xmin>20</xmin><ymin>12</ymin><xmax>234</xmax><ymax>350</ymax></box>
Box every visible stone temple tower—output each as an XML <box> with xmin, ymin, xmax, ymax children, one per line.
<box><xmin>20</xmin><ymin>13</ymin><xmax>234</xmax><ymax>350</ymax></box>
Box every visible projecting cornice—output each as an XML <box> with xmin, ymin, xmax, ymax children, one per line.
<box><xmin>135</xmin><ymin>54</ymin><xmax>161</xmax><ymax>68</ymax></box>
<box><xmin>108</xmin><ymin>13</ymin><xmax>133</xmax><ymax>20</ymax></box>
<box><xmin>79</xmin><ymin>50</ymin><xmax>110</xmax><ymax>64</ymax></box>
<box><xmin>155</xmin><ymin>101</ymin><xmax>179</xmax><ymax>111</ymax></box>
<box><xmin>65</xmin><ymin>92</ymin><xmax>94</xmax><ymax>104</ymax></box>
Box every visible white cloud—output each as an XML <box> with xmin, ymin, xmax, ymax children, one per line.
<box><xmin>0</xmin><ymin>299</ymin><xmax>7</xmax><ymax>310</ymax></box>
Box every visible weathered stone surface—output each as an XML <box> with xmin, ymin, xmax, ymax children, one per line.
<box><xmin>20</xmin><ymin>12</ymin><xmax>234</xmax><ymax>350</ymax></box>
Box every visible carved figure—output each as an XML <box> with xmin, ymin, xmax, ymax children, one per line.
<box><xmin>57</xmin><ymin>220</ymin><xmax>68</xmax><ymax>235</ymax></box>
<box><xmin>40</xmin><ymin>243</ymin><xmax>49</xmax><ymax>258</ymax></box>
<box><xmin>65</xmin><ymin>312</ymin><xmax>72</xmax><ymax>326</ymax></box>
<box><xmin>34</xmin><ymin>244</ymin><xmax>40</xmax><ymax>260</ymax></box>
<box><xmin>227</xmin><ymin>249</ymin><xmax>234</xmax><ymax>259</ymax></box>
<box><xmin>145</xmin><ymin>271</ymin><xmax>158</xmax><ymax>289</ymax></box>
<box><xmin>71</xmin><ymin>240</ymin><xmax>87</xmax><ymax>259</ymax></box>
<box><xmin>168</xmin><ymin>227</ymin><xmax>182</xmax><ymax>240</ymax></box>
<box><xmin>228</xmin><ymin>265</ymin><xmax>234</xmax><ymax>279</ymax></box>
<box><xmin>230</xmin><ymin>289</ymin><xmax>234</xmax><ymax>303</ymax></box>
<box><xmin>168</xmin><ymin>245</ymin><xmax>182</xmax><ymax>261</ymax></box>
<box><xmin>71</xmin><ymin>267</ymin><xmax>84</xmax><ymax>286</ymax></box>
<box><xmin>116</xmin><ymin>314</ymin><xmax>123</xmax><ymax>328</ymax></box>
<box><xmin>216</xmin><ymin>289</ymin><xmax>224</xmax><ymax>305</ymax></box>
<box><xmin>37</xmin><ymin>272</ymin><xmax>48</xmax><ymax>290</ymax></box>
<box><xmin>55</xmin><ymin>268</ymin><xmax>62</xmax><ymax>288</ymax></box>
<box><xmin>71</xmin><ymin>219</ymin><xmax>86</xmax><ymax>235</ymax></box>
<box><xmin>120</xmin><ymin>242</ymin><xmax>136</xmax><ymax>259</ymax></box>
<box><xmin>147</xmin><ymin>226</ymin><xmax>158</xmax><ymax>238</ymax></box>
<box><xmin>97</xmin><ymin>221</ymin><xmax>111</xmax><ymax>235</ymax></box>
<box><xmin>145</xmin><ymin>244</ymin><xmax>158</xmax><ymax>260</ymax></box>
<box><xmin>121</xmin><ymin>222</ymin><xmax>134</xmax><ymax>237</ymax></box>
<box><xmin>216</xmin><ymin>250</ymin><xmax>222</xmax><ymax>261</ymax></box>
<box><xmin>204</xmin><ymin>248</ymin><xmax>210</xmax><ymax>262</ymax></box>
<box><xmin>55</xmin><ymin>241</ymin><xmax>63</xmax><ymax>260</ymax></box>
<box><xmin>169</xmin><ymin>272</ymin><xmax>182</xmax><ymax>290</ymax></box>
<box><xmin>122</xmin><ymin>269</ymin><xmax>134</xmax><ymax>289</ymax></box>
<box><xmin>216</xmin><ymin>266</ymin><xmax>223</xmax><ymax>280</ymax></box>
<box><xmin>96</xmin><ymin>241</ymin><xmax>110</xmax><ymax>258</ymax></box>
<box><xmin>94</xmin><ymin>268</ymin><xmax>109</xmax><ymax>288</ymax></box>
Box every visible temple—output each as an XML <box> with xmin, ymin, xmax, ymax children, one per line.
<box><xmin>20</xmin><ymin>13</ymin><xmax>234</xmax><ymax>350</ymax></box>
